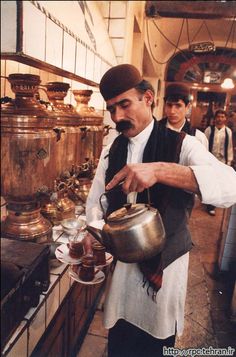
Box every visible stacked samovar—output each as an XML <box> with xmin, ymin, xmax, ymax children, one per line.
<box><xmin>72</xmin><ymin>89</ymin><xmax>104</xmax><ymax>163</ymax></box>
<box><xmin>1</xmin><ymin>75</ymin><xmax>104</xmax><ymax>242</ymax></box>
<box><xmin>1</xmin><ymin>74</ymin><xmax>56</xmax><ymax>242</ymax></box>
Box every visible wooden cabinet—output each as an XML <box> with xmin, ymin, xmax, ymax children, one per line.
<box><xmin>31</xmin><ymin>281</ymin><xmax>105</xmax><ymax>357</ymax></box>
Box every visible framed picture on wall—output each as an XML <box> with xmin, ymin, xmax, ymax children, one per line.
<box><xmin>203</xmin><ymin>71</ymin><xmax>221</xmax><ymax>84</ymax></box>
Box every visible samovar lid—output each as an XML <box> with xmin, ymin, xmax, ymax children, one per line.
<box><xmin>2</xmin><ymin>73</ymin><xmax>50</xmax><ymax>118</ymax></box>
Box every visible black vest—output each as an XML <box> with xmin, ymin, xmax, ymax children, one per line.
<box><xmin>105</xmin><ymin>119</ymin><xmax>194</xmax><ymax>269</ymax></box>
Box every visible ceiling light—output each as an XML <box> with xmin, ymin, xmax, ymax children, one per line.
<box><xmin>221</xmin><ymin>78</ymin><xmax>235</xmax><ymax>89</ymax></box>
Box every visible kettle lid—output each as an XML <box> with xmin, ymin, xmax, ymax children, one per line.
<box><xmin>107</xmin><ymin>203</ymin><xmax>148</xmax><ymax>222</ymax></box>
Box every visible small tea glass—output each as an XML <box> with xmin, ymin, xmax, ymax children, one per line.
<box><xmin>68</xmin><ymin>230</ymin><xmax>86</xmax><ymax>259</ymax></box>
<box><xmin>79</xmin><ymin>254</ymin><xmax>96</xmax><ymax>282</ymax></box>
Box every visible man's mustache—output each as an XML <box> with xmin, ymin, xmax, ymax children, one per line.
<box><xmin>116</xmin><ymin>120</ymin><xmax>133</xmax><ymax>132</ymax></box>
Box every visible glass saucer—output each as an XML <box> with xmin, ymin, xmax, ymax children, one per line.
<box><xmin>55</xmin><ymin>243</ymin><xmax>82</xmax><ymax>265</ymax></box>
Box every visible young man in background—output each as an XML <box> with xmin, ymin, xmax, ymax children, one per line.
<box><xmin>204</xmin><ymin>109</ymin><xmax>233</xmax><ymax>215</ymax></box>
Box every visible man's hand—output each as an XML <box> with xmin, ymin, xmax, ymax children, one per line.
<box><xmin>105</xmin><ymin>163</ymin><xmax>158</xmax><ymax>194</ymax></box>
<box><xmin>105</xmin><ymin>162</ymin><xmax>199</xmax><ymax>195</ymax></box>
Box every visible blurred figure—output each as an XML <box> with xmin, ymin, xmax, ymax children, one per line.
<box><xmin>228</xmin><ymin>111</ymin><xmax>236</xmax><ymax>133</ymax></box>
<box><xmin>204</xmin><ymin>109</ymin><xmax>233</xmax><ymax>216</ymax></box>
<box><xmin>228</xmin><ymin>111</ymin><xmax>236</xmax><ymax>170</ymax></box>
<box><xmin>205</xmin><ymin>101</ymin><xmax>215</xmax><ymax>127</ymax></box>
<box><xmin>198</xmin><ymin>115</ymin><xmax>208</xmax><ymax>132</ymax></box>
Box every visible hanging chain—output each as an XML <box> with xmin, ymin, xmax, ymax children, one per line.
<box><xmin>220</xmin><ymin>16</ymin><xmax>236</xmax><ymax>57</ymax></box>
<box><xmin>146</xmin><ymin>18</ymin><xmax>198</xmax><ymax>82</ymax></box>
<box><xmin>204</xmin><ymin>21</ymin><xmax>214</xmax><ymax>43</ymax></box>
<box><xmin>186</xmin><ymin>19</ymin><xmax>191</xmax><ymax>48</ymax></box>
<box><xmin>146</xmin><ymin>16</ymin><xmax>236</xmax><ymax>83</ymax></box>
<box><xmin>146</xmin><ymin>19</ymin><xmax>170</xmax><ymax>65</ymax></box>
<box><xmin>146</xmin><ymin>18</ymin><xmax>189</xmax><ymax>66</ymax></box>
<box><xmin>190</xmin><ymin>20</ymin><xmax>204</xmax><ymax>43</ymax></box>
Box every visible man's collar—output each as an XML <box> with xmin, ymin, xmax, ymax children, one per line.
<box><xmin>129</xmin><ymin>119</ymin><xmax>154</xmax><ymax>145</ymax></box>
<box><xmin>166</xmin><ymin>119</ymin><xmax>187</xmax><ymax>132</ymax></box>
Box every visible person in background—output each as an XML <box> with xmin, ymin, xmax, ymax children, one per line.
<box><xmin>159</xmin><ymin>83</ymin><xmax>208</xmax><ymax>149</ymax></box>
<box><xmin>198</xmin><ymin>115</ymin><xmax>208</xmax><ymax>133</ymax></box>
<box><xmin>85</xmin><ymin>64</ymin><xmax>236</xmax><ymax>357</ymax></box>
<box><xmin>228</xmin><ymin>111</ymin><xmax>236</xmax><ymax>170</ymax></box>
<box><xmin>204</xmin><ymin>109</ymin><xmax>234</xmax><ymax>216</ymax></box>
<box><xmin>158</xmin><ymin>84</ymin><xmax>209</xmax><ymax>217</ymax></box>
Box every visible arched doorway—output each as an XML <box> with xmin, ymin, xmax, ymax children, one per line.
<box><xmin>165</xmin><ymin>48</ymin><xmax>236</xmax><ymax>128</ymax></box>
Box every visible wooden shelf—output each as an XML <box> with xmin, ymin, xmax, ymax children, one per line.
<box><xmin>1</xmin><ymin>53</ymin><xmax>99</xmax><ymax>88</ymax></box>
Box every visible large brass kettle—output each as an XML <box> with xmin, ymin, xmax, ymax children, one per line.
<box><xmin>87</xmin><ymin>189</ymin><xmax>166</xmax><ymax>263</ymax></box>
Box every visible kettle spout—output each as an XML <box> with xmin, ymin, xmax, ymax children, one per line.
<box><xmin>86</xmin><ymin>225</ymin><xmax>105</xmax><ymax>246</ymax></box>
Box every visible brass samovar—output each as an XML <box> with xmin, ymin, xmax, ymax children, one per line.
<box><xmin>72</xmin><ymin>89</ymin><xmax>104</xmax><ymax>163</ymax></box>
<box><xmin>44</xmin><ymin>81</ymin><xmax>83</xmax><ymax>177</ymax></box>
<box><xmin>1</xmin><ymin>74</ymin><xmax>57</xmax><ymax>242</ymax></box>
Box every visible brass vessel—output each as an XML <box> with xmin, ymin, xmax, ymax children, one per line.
<box><xmin>1</xmin><ymin>74</ymin><xmax>55</xmax><ymax>242</ymax></box>
<box><xmin>2</xmin><ymin>204</ymin><xmax>52</xmax><ymax>243</ymax></box>
<box><xmin>73</xmin><ymin>90</ymin><xmax>101</xmax><ymax>122</ymax></box>
<box><xmin>40</xmin><ymin>202</ymin><xmax>61</xmax><ymax>226</ymax></box>
<box><xmin>76</xmin><ymin>178</ymin><xmax>92</xmax><ymax>203</ymax></box>
<box><xmin>40</xmin><ymin>180</ymin><xmax>76</xmax><ymax>225</ymax></box>
<box><xmin>41</xmin><ymin>196</ymin><xmax>76</xmax><ymax>225</ymax></box>
<box><xmin>1</xmin><ymin>74</ymin><xmax>57</xmax><ymax>199</ymax></box>
<box><xmin>44</xmin><ymin>82</ymin><xmax>82</xmax><ymax>177</ymax></box>
<box><xmin>72</xmin><ymin>89</ymin><xmax>104</xmax><ymax>163</ymax></box>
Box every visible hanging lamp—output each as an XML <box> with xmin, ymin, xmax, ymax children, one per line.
<box><xmin>221</xmin><ymin>78</ymin><xmax>235</xmax><ymax>89</ymax></box>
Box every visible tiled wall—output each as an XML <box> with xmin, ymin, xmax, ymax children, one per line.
<box><xmin>1</xmin><ymin>1</ymin><xmax>119</xmax><ymax>146</ymax></box>
<box><xmin>1</xmin><ymin>2</ymin><xmax>156</xmax><ymax>146</ymax></box>
<box><xmin>2</xmin><ymin>261</ymin><xmax>70</xmax><ymax>357</ymax></box>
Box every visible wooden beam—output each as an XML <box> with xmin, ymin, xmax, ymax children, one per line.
<box><xmin>1</xmin><ymin>53</ymin><xmax>99</xmax><ymax>88</ymax></box>
<box><xmin>145</xmin><ymin>1</ymin><xmax>236</xmax><ymax>19</ymax></box>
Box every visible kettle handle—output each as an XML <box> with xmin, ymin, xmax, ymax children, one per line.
<box><xmin>99</xmin><ymin>181</ymin><xmax>124</xmax><ymax>222</ymax></box>
<box><xmin>147</xmin><ymin>187</ymin><xmax>151</xmax><ymax>206</ymax></box>
<box><xmin>99</xmin><ymin>192</ymin><xmax>108</xmax><ymax>223</ymax></box>
<box><xmin>99</xmin><ymin>184</ymin><xmax>152</xmax><ymax>220</ymax></box>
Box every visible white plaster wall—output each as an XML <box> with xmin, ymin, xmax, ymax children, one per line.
<box><xmin>1</xmin><ymin>1</ymin><xmax>17</xmax><ymax>53</ymax></box>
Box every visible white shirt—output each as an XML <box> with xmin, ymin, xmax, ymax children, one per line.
<box><xmin>204</xmin><ymin>125</ymin><xmax>233</xmax><ymax>165</ymax></box>
<box><xmin>86</xmin><ymin>120</ymin><xmax>236</xmax><ymax>338</ymax></box>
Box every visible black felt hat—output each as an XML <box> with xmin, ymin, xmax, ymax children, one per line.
<box><xmin>164</xmin><ymin>83</ymin><xmax>190</xmax><ymax>102</ymax></box>
<box><xmin>99</xmin><ymin>64</ymin><xmax>142</xmax><ymax>101</ymax></box>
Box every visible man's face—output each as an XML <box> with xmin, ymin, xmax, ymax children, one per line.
<box><xmin>164</xmin><ymin>99</ymin><xmax>190</xmax><ymax>129</ymax></box>
<box><xmin>215</xmin><ymin>113</ymin><xmax>227</xmax><ymax>128</ymax></box>
<box><xmin>106</xmin><ymin>88</ymin><xmax>153</xmax><ymax>137</ymax></box>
